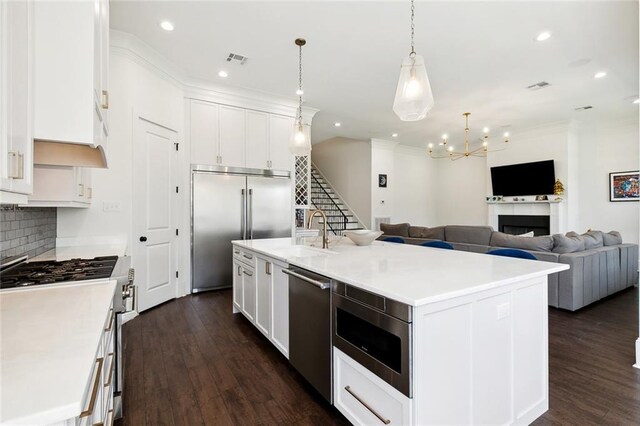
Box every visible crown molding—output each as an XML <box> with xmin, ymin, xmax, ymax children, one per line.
<box><xmin>110</xmin><ymin>29</ymin><xmax>320</xmax><ymax>119</ymax></box>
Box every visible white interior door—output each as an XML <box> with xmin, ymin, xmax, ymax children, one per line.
<box><xmin>133</xmin><ymin>117</ymin><xmax>178</xmax><ymax>312</ymax></box>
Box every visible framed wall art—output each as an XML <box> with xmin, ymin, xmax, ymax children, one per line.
<box><xmin>609</xmin><ymin>171</ymin><xmax>639</xmax><ymax>202</ymax></box>
<box><xmin>378</xmin><ymin>174</ymin><xmax>387</xmax><ymax>188</ymax></box>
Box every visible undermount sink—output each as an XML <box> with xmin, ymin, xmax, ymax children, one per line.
<box><xmin>277</xmin><ymin>245</ymin><xmax>336</xmax><ymax>258</ymax></box>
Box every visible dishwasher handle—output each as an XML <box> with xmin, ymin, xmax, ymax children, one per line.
<box><xmin>283</xmin><ymin>268</ymin><xmax>331</xmax><ymax>290</ymax></box>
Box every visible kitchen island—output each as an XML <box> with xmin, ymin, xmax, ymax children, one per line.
<box><xmin>232</xmin><ymin>237</ymin><xmax>569</xmax><ymax>425</ymax></box>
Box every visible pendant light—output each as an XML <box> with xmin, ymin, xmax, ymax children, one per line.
<box><xmin>393</xmin><ymin>0</ymin><xmax>434</xmax><ymax>121</ymax></box>
<box><xmin>289</xmin><ymin>38</ymin><xmax>312</xmax><ymax>155</ymax></box>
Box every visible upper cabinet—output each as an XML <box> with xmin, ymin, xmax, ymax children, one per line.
<box><xmin>33</xmin><ymin>0</ymin><xmax>109</xmax><ymax>148</ymax></box>
<box><xmin>0</xmin><ymin>0</ymin><xmax>34</xmax><ymax>204</ymax></box>
<box><xmin>188</xmin><ymin>99</ymin><xmax>296</xmax><ymax>171</ymax></box>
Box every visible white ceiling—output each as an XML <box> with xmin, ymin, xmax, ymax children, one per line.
<box><xmin>110</xmin><ymin>1</ymin><xmax>639</xmax><ymax>148</ymax></box>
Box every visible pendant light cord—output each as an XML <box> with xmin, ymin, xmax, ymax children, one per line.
<box><xmin>298</xmin><ymin>43</ymin><xmax>303</xmax><ymax>122</ymax></box>
<box><xmin>410</xmin><ymin>0</ymin><xmax>415</xmax><ymax>56</ymax></box>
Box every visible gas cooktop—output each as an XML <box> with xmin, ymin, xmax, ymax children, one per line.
<box><xmin>0</xmin><ymin>256</ymin><xmax>118</xmax><ymax>289</ymax></box>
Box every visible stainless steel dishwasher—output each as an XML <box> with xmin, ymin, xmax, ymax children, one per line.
<box><xmin>283</xmin><ymin>266</ymin><xmax>333</xmax><ymax>403</ymax></box>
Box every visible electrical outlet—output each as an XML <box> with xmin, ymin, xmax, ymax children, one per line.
<box><xmin>103</xmin><ymin>201</ymin><xmax>122</xmax><ymax>212</ymax></box>
<box><xmin>497</xmin><ymin>302</ymin><xmax>510</xmax><ymax>320</ymax></box>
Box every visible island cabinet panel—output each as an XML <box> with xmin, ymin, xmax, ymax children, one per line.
<box><xmin>334</xmin><ymin>348</ymin><xmax>412</xmax><ymax>426</ymax></box>
<box><xmin>231</xmin><ymin>245</ymin><xmax>289</xmax><ymax>359</ymax></box>
<box><xmin>413</xmin><ymin>276</ymin><xmax>548</xmax><ymax>426</ymax></box>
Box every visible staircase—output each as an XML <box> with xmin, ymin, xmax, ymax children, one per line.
<box><xmin>310</xmin><ymin>165</ymin><xmax>365</xmax><ymax>235</ymax></box>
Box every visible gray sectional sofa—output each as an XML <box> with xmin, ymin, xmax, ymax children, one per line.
<box><xmin>379</xmin><ymin>223</ymin><xmax>639</xmax><ymax>311</ymax></box>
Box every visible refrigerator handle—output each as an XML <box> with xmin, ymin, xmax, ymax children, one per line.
<box><xmin>248</xmin><ymin>188</ymin><xmax>253</xmax><ymax>239</ymax></box>
<box><xmin>241</xmin><ymin>189</ymin><xmax>246</xmax><ymax>240</ymax></box>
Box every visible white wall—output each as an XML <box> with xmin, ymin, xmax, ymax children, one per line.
<box><xmin>575</xmin><ymin>117</ymin><xmax>639</xmax><ymax>243</ymax></box>
<box><xmin>371</xmin><ymin>139</ymin><xmax>398</xmax><ymax>228</ymax></box>
<box><xmin>311</xmin><ymin>137</ymin><xmax>372</xmax><ymax>227</ymax></box>
<box><xmin>393</xmin><ymin>145</ymin><xmax>438</xmax><ymax>225</ymax></box>
<box><xmin>57</xmin><ymin>48</ymin><xmax>185</xmax><ymax>253</ymax></box>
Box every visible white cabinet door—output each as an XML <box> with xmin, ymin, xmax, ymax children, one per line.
<box><xmin>33</xmin><ymin>0</ymin><xmax>107</xmax><ymax>147</ymax></box>
<box><xmin>241</xmin><ymin>266</ymin><xmax>256</xmax><ymax>323</ymax></box>
<box><xmin>271</xmin><ymin>262</ymin><xmax>289</xmax><ymax>358</ymax></box>
<box><xmin>97</xmin><ymin>0</ymin><xmax>109</xmax><ymax>134</ymax></box>
<box><xmin>255</xmin><ymin>257</ymin><xmax>272</xmax><ymax>337</ymax></box>
<box><xmin>27</xmin><ymin>165</ymin><xmax>90</xmax><ymax>208</ymax></box>
<box><xmin>189</xmin><ymin>100</ymin><xmax>219</xmax><ymax>165</ymax></box>
<box><xmin>269</xmin><ymin>115</ymin><xmax>294</xmax><ymax>171</ymax></box>
<box><xmin>0</xmin><ymin>0</ymin><xmax>33</xmax><ymax>197</ymax></box>
<box><xmin>245</xmin><ymin>110</ymin><xmax>269</xmax><ymax>170</ymax></box>
<box><xmin>232</xmin><ymin>259</ymin><xmax>243</xmax><ymax>313</ymax></box>
<box><xmin>218</xmin><ymin>105</ymin><xmax>245</xmax><ymax>167</ymax></box>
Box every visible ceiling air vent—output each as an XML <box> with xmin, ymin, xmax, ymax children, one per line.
<box><xmin>574</xmin><ymin>105</ymin><xmax>593</xmax><ymax>111</ymax></box>
<box><xmin>526</xmin><ymin>81</ymin><xmax>551</xmax><ymax>91</ymax></box>
<box><xmin>226</xmin><ymin>53</ymin><xmax>248</xmax><ymax>65</ymax></box>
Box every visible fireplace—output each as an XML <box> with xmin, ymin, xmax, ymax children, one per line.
<box><xmin>498</xmin><ymin>215</ymin><xmax>550</xmax><ymax>236</ymax></box>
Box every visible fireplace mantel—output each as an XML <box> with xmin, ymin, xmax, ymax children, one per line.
<box><xmin>487</xmin><ymin>200</ymin><xmax>566</xmax><ymax>235</ymax></box>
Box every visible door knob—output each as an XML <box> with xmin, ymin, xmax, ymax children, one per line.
<box><xmin>139</xmin><ymin>236</ymin><xmax>147</xmax><ymax>242</ymax></box>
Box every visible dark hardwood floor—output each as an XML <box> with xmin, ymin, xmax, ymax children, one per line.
<box><xmin>117</xmin><ymin>287</ymin><xmax>639</xmax><ymax>425</ymax></box>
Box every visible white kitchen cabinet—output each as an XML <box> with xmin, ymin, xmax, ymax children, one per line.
<box><xmin>334</xmin><ymin>347</ymin><xmax>413</xmax><ymax>426</ymax></box>
<box><xmin>232</xmin><ymin>245</ymin><xmax>289</xmax><ymax>359</ymax></box>
<box><xmin>0</xmin><ymin>0</ymin><xmax>33</xmax><ymax>204</ymax></box>
<box><xmin>33</xmin><ymin>0</ymin><xmax>109</xmax><ymax>148</ymax></box>
<box><xmin>27</xmin><ymin>165</ymin><xmax>92</xmax><ymax>208</ymax></box>
<box><xmin>245</xmin><ymin>111</ymin><xmax>270</xmax><ymax>170</ymax></box>
<box><xmin>270</xmin><ymin>262</ymin><xmax>289</xmax><ymax>358</ymax></box>
<box><xmin>218</xmin><ymin>105</ymin><xmax>246</xmax><ymax>168</ymax></box>
<box><xmin>268</xmin><ymin>115</ymin><xmax>295</xmax><ymax>171</ymax></box>
<box><xmin>189</xmin><ymin>100</ymin><xmax>219</xmax><ymax>165</ymax></box>
<box><xmin>188</xmin><ymin>99</ymin><xmax>295</xmax><ymax>171</ymax></box>
<box><xmin>255</xmin><ymin>256</ymin><xmax>272</xmax><ymax>337</ymax></box>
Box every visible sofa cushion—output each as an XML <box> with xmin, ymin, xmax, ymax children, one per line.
<box><xmin>602</xmin><ymin>231</ymin><xmax>623</xmax><ymax>246</ymax></box>
<box><xmin>380</xmin><ymin>222</ymin><xmax>410</xmax><ymax>237</ymax></box>
<box><xmin>490</xmin><ymin>231</ymin><xmax>554</xmax><ymax>252</ymax></box>
<box><xmin>445</xmin><ymin>225</ymin><xmax>494</xmax><ymax>245</ymax></box>
<box><xmin>408</xmin><ymin>226</ymin><xmax>445</xmax><ymax>240</ymax></box>
<box><xmin>552</xmin><ymin>233</ymin><xmax>586</xmax><ymax>254</ymax></box>
<box><xmin>566</xmin><ymin>231</ymin><xmax>604</xmax><ymax>250</ymax></box>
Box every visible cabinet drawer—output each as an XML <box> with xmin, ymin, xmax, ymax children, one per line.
<box><xmin>233</xmin><ymin>247</ymin><xmax>256</xmax><ymax>267</ymax></box>
<box><xmin>334</xmin><ymin>348</ymin><xmax>412</xmax><ymax>426</ymax></box>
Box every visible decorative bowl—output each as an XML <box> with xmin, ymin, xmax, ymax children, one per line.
<box><xmin>343</xmin><ymin>230</ymin><xmax>384</xmax><ymax>246</ymax></box>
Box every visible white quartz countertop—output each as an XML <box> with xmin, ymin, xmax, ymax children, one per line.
<box><xmin>29</xmin><ymin>243</ymin><xmax>126</xmax><ymax>262</ymax></box>
<box><xmin>232</xmin><ymin>237</ymin><xmax>569</xmax><ymax>306</ymax></box>
<box><xmin>0</xmin><ymin>280</ymin><xmax>116</xmax><ymax>425</ymax></box>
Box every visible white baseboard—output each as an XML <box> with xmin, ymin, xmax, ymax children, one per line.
<box><xmin>121</xmin><ymin>311</ymin><xmax>139</xmax><ymax>324</ymax></box>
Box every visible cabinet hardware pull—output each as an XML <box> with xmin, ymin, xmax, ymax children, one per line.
<box><xmin>234</xmin><ymin>250</ymin><xmax>240</xmax><ymax>254</ymax></box>
<box><xmin>79</xmin><ymin>357</ymin><xmax>104</xmax><ymax>418</ymax></box>
<box><xmin>102</xmin><ymin>90</ymin><xmax>109</xmax><ymax>109</ymax></box>
<box><xmin>243</xmin><ymin>270</ymin><xmax>253</xmax><ymax>277</ymax></box>
<box><xmin>104</xmin><ymin>352</ymin><xmax>115</xmax><ymax>387</ymax></box>
<box><xmin>243</xmin><ymin>253</ymin><xmax>253</xmax><ymax>260</ymax></box>
<box><xmin>266</xmin><ymin>262</ymin><xmax>271</xmax><ymax>275</ymax></box>
<box><xmin>7</xmin><ymin>151</ymin><xmax>19</xmax><ymax>178</ymax></box>
<box><xmin>78</xmin><ymin>183</ymin><xmax>85</xmax><ymax>197</ymax></box>
<box><xmin>88</xmin><ymin>187</ymin><xmax>93</xmax><ymax>199</ymax></box>
<box><xmin>104</xmin><ymin>309</ymin><xmax>114</xmax><ymax>332</ymax></box>
<box><xmin>282</xmin><ymin>268</ymin><xmax>331</xmax><ymax>290</ymax></box>
<box><xmin>237</xmin><ymin>265</ymin><xmax>242</xmax><ymax>276</ymax></box>
<box><xmin>17</xmin><ymin>153</ymin><xmax>24</xmax><ymax>179</ymax></box>
<box><xmin>344</xmin><ymin>385</ymin><xmax>391</xmax><ymax>425</ymax></box>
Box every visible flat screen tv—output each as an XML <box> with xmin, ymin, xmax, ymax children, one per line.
<box><xmin>490</xmin><ymin>160</ymin><xmax>555</xmax><ymax>196</ymax></box>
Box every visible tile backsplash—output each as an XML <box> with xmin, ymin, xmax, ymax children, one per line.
<box><xmin>1</xmin><ymin>207</ymin><xmax>56</xmax><ymax>261</ymax></box>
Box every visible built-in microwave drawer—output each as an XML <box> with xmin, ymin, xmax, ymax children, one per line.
<box><xmin>334</xmin><ymin>347</ymin><xmax>412</xmax><ymax>426</ymax></box>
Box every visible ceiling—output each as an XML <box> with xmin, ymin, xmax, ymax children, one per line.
<box><xmin>110</xmin><ymin>1</ymin><xmax>639</xmax><ymax>148</ymax></box>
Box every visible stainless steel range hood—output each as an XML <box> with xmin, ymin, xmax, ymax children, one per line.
<box><xmin>34</xmin><ymin>140</ymin><xmax>108</xmax><ymax>168</ymax></box>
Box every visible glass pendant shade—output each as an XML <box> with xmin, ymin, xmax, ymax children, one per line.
<box><xmin>289</xmin><ymin>120</ymin><xmax>312</xmax><ymax>156</ymax></box>
<box><xmin>393</xmin><ymin>54</ymin><xmax>434</xmax><ymax>121</ymax></box>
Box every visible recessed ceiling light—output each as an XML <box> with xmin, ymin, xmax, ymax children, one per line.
<box><xmin>594</xmin><ymin>71</ymin><xmax>607</xmax><ymax>79</ymax></box>
<box><xmin>633</xmin><ymin>98</ymin><xmax>640</xmax><ymax>104</ymax></box>
<box><xmin>217</xmin><ymin>70</ymin><xmax>228</xmax><ymax>78</ymax></box>
<box><xmin>160</xmin><ymin>21</ymin><xmax>174</xmax><ymax>31</ymax></box>
<box><xmin>391</xmin><ymin>133</ymin><xmax>398</xmax><ymax>138</ymax></box>
<box><xmin>296</xmin><ymin>89</ymin><xmax>304</xmax><ymax>96</ymax></box>
<box><xmin>334</xmin><ymin>122</ymin><xmax>341</xmax><ymax>127</ymax></box>
<box><xmin>535</xmin><ymin>31</ymin><xmax>552</xmax><ymax>42</ymax></box>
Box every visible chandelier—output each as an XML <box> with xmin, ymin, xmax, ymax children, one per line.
<box><xmin>427</xmin><ymin>113</ymin><xmax>509</xmax><ymax>160</ymax></box>
<box><xmin>289</xmin><ymin>38</ymin><xmax>312</xmax><ymax>156</ymax></box>
<box><xmin>392</xmin><ymin>0</ymin><xmax>434</xmax><ymax>121</ymax></box>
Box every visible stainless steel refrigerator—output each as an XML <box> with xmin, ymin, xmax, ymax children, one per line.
<box><xmin>191</xmin><ymin>165</ymin><xmax>292</xmax><ymax>293</ymax></box>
